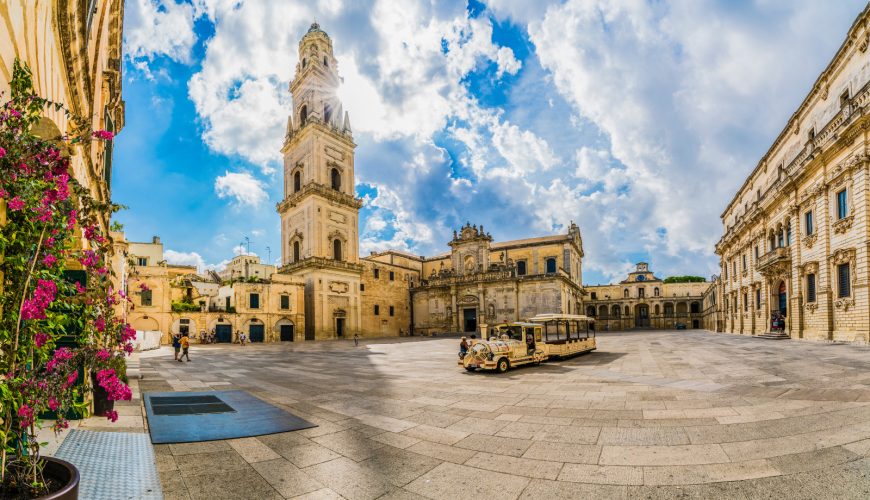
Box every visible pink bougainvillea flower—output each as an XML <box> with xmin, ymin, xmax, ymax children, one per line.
<box><xmin>0</xmin><ymin>146</ymin><xmax>6</xmax><ymax>158</ymax></box>
<box><xmin>42</xmin><ymin>254</ymin><xmax>57</xmax><ymax>267</ymax></box>
<box><xmin>95</xmin><ymin>349</ymin><xmax>110</xmax><ymax>361</ymax></box>
<box><xmin>75</xmin><ymin>281</ymin><xmax>87</xmax><ymax>294</ymax></box>
<box><xmin>80</xmin><ymin>250</ymin><xmax>99</xmax><ymax>268</ymax></box>
<box><xmin>34</xmin><ymin>332</ymin><xmax>48</xmax><ymax>348</ymax></box>
<box><xmin>105</xmin><ymin>410</ymin><xmax>119</xmax><ymax>422</ymax></box>
<box><xmin>92</xmin><ymin>130</ymin><xmax>114</xmax><ymax>140</ymax></box>
<box><xmin>8</xmin><ymin>196</ymin><xmax>24</xmax><ymax>211</ymax></box>
<box><xmin>94</xmin><ymin>317</ymin><xmax>105</xmax><ymax>332</ymax></box>
<box><xmin>18</xmin><ymin>404</ymin><xmax>34</xmax><ymax>427</ymax></box>
<box><xmin>48</xmin><ymin>398</ymin><xmax>59</xmax><ymax>411</ymax></box>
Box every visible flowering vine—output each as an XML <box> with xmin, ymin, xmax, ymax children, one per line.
<box><xmin>0</xmin><ymin>60</ymin><xmax>131</xmax><ymax>496</ymax></box>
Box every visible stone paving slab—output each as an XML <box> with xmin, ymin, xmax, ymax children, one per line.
<box><xmin>134</xmin><ymin>331</ymin><xmax>870</xmax><ymax>498</ymax></box>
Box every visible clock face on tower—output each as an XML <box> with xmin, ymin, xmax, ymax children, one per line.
<box><xmin>637</xmin><ymin>275</ymin><xmax>646</xmax><ymax>281</ymax></box>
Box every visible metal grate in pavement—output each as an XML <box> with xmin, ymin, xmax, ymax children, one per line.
<box><xmin>149</xmin><ymin>394</ymin><xmax>235</xmax><ymax>416</ymax></box>
<box><xmin>54</xmin><ymin>429</ymin><xmax>162</xmax><ymax>500</ymax></box>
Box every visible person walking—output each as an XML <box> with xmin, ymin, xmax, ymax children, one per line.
<box><xmin>459</xmin><ymin>336</ymin><xmax>468</xmax><ymax>358</ymax></box>
<box><xmin>172</xmin><ymin>334</ymin><xmax>181</xmax><ymax>361</ymax></box>
<box><xmin>240</xmin><ymin>331</ymin><xmax>247</xmax><ymax>346</ymax></box>
<box><xmin>353</xmin><ymin>333</ymin><xmax>360</xmax><ymax>347</ymax></box>
<box><xmin>178</xmin><ymin>334</ymin><xmax>191</xmax><ymax>362</ymax></box>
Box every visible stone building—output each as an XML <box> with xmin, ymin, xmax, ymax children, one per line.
<box><xmin>583</xmin><ymin>263</ymin><xmax>709</xmax><ymax>331</ymax></box>
<box><xmin>410</xmin><ymin>222</ymin><xmax>586</xmax><ymax>336</ymax></box>
<box><xmin>0</xmin><ymin>0</ymin><xmax>125</xmax><ymax>282</ymax></box>
<box><xmin>217</xmin><ymin>254</ymin><xmax>277</xmax><ymax>282</ymax></box>
<box><xmin>715</xmin><ymin>4</ymin><xmax>870</xmax><ymax>343</ymax></box>
<box><xmin>124</xmin><ymin>237</ymin><xmax>305</xmax><ymax>344</ymax></box>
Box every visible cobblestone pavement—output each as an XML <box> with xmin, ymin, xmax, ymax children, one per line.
<box><xmin>140</xmin><ymin>331</ymin><xmax>870</xmax><ymax>500</ymax></box>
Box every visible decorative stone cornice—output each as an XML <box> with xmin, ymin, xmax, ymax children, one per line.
<box><xmin>279</xmin><ymin>256</ymin><xmax>363</xmax><ymax>274</ymax></box>
<box><xmin>276</xmin><ymin>182</ymin><xmax>363</xmax><ymax>213</ymax></box>
<box><xmin>835</xmin><ymin>297</ymin><xmax>855</xmax><ymax>311</ymax></box>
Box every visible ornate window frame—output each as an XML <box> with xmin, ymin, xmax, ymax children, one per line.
<box><xmin>828</xmin><ymin>156</ymin><xmax>864</xmax><ymax>234</ymax></box>
<box><xmin>799</xmin><ymin>261</ymin><xmax>819</xmax><ymax>312</ymax></box>
<box><xmin>830</xmin><ymin>248</ymin><xmax>856</xmax><ymax>310</ymax></box>
<box><xmin>289</xmin><ymin>229</ymin><xmax>304</xmax><ymax>263</ymax></box>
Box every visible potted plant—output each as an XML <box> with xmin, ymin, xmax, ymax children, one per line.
<box><xmin>0</xmin><ymin>61</ymin><xmax>134</xmax><ymax>499</ymax></box>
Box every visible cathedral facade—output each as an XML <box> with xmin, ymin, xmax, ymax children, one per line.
<box><xmin>276</xmin><ymin>24</ymin><xmax>588</xmax><ymax>339</ymax></box>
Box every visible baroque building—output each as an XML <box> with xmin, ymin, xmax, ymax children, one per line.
<box><xmin>410</xmin><ymin>223</ymin><xmax>586</xmax><ymax>336</ymax></box>
<box><xmin>0</xmin><ymin>0</ymin><xmax>125</xmax><ymax>285</ymax></box>
<box><xmin>715</xmin><ymin>4</ymin><xmax>870</xmax><ymax>343</ymax></box>
<box><xmin>584</xmin><ymin>263</ymin><xmax>709</xmax><ymax>331</ymax></box>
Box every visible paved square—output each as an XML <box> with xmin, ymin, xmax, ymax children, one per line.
<box><xmin>141</xmin><ymin>331</ymin><xmax>870</xmax><ymax>499</ymax></box>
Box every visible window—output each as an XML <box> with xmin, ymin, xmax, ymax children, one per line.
<box><xmin>324</xmin><ymin>104</ymin><xmax>332</xmax><ymax>125</ymax></box>
<box><xmin>137</xmin><ymin>257</ymin><xmax>148</xmax><ymax>266</ymax></box>
<box><xmin>331</xmin><ymin>168</ymin><xmax>341</xmax><ymax>191</ymax></box>
<box><xmin>545</xmin><ymin>258</ymin><xmax>557</xmax><ymax>274</ymax></box>
<box><xmin>591</xmin><ymin>292</ymin><xmax>597</xmax><ymax>300</ymax></box>
<box><xmin>732</xmin><ymin>261</ymin><xmax>736</xmax><ymax>276</ymax></box>
<box><xmin>638</xmin><ymin>288</ymin><xmax>645</xmax><ymax>298</ymax></box>
<box><xmin>333</xmin><ymin>239</ymin><xmax>342</xmax><ymax>261</ymax></box>
<box><xmin>654</xmin><ymin>287</ymin><xmax>660</xmax><ymax>297</ymax></box>
<box><xmin>516</xmin><ymin>261</ymin><xmax>527</xmax><ymax>276</ymax></box>
<box><xmin>141</xmin><ymin>289</ymin><xmax>152</xmax><ymax>306</ymax></box>
<box><xmin>294</xmin><ymin>171</ymin><xmax>301</xmax><ymax>192</ymax></box>
<box><xmin>786</xmin><ymin>222</ymin><xmax>791</xmax><ymax>246</ymax></box>
<box><xmin>840</xmin><ymin>89</ymin><xmax>850</xmax><ymax>108</ymax></box>
<box><xmin>293</xmin><ymin>241</ymin><xmax>301</xmax><ymax>262</ymax></box>
<box><xmin>837</xmin><ymin>189</ymin><xmax>848</xmax><ymax>219</ymax></box>
<box><xmin>389</xmin><ymin>305</ymin><xmax>395</xmax><ymax>317</ymax></box>
<box><xmin>755</xmin><ymin>288</ymin><xmax>761</xmax><ymax>309</ymax></box>
<box><xmin>374</xmin><ymin>305</ymin><xmax>380</xmax><ymax>315</ymax></box>
<box><xmin>805</xmin><ymin>211</ymin><xmax>814</xmax><ymax>235</ymax></box>
<box><xmin>280</xmin><ymin>295</ymin><xmax>290</xmax><ymax>310</ymax></box>
<box><xmin>389</xmin><ymin>271</ymin><xmax>395</xmax><ymax>281</ymax></box>
<box><xmin>838</xmin><ymin>263</ymin><xmax>850</xmax><ymax>298</ymax></box>
<box><xmin>300</xmin><ymin>105</ymin><xmax>308</xmax><ymax>125</ymax></box>
<box><xmin>85</xmin><ymin>0</ymin><xmax>98</xmax><ymax>36</ymax></box>
<box><xmin>806</xmin><ymin>273</ymin><xmax>816</xmax><ymax>303</ymax></box>
<box><xmin>373</xmin><ymin>268</ymin><xmax>380</xmax><ymax>279</ymax></box>
<box><xmin>323</xmin><ymin>56</ymin><xmax>328</xmax><ymax>67</ymax></box>
<box><xmin>807</xmin><ymin>127</ymin><xmax>815</xmax><ymax>142</ymax></box>
<box><xmin>754</xmin><ymin>245</ymin><xmax>759</xmax><ymax>260</ymax></box>
<box><xmin>623</xmin><ymin>289</ymin><xmax>629</xmax><ymax>298</ymax></box>
<box><xmin>777</xmin><ymin>230</ymin><xmax>784</xmax><ymax>248</ymax></box>
<box><xmin>360</xmin><ymin>283</ymin><xmax>365</xmax><ymax>291</ymax></box>
<box><xmin>743</xmin><ymin>293</ymin><xmax>748</xmax><ymax>311</ymax></box>
<box><xmin>742</xmin><ymin>254</ymin><xmax>747</xmax><ymax>271</ymax></box>
<box><xmin>250</xmin><ymin>293</ymin><xmax>260</xmax><ymax>309</ymax></box>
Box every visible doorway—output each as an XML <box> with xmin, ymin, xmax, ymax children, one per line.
<box><xmin>336</xmin><ymin>318</ymin><xmax>345</xmax><ymax>338</ymax></box>
<box><xmin>280</xmin><ymin>325</ymin><xmax>294</xmax><ymax>342</ymax></box>
<box><xmin>249</xmin><ymin>324</ymin><xmax>264</xmax><ymax>342</ymax></box>
<box><xmin>777</xmin><ymin>281</ymin><xmax>787</xmax><ymax>317</ymax></box>
<box><xmin>215</xmin><ymin>324</ymin><xmax>232</xmax><ymax>343</ymax></box>
<box><xmin>635</xmin><ymin>305</ymin><xmax>650</xmax><ymax>328</ymax></box>
<box><xmin>692</xmin><ymin>319</ymin><xmax>700</xmax><ymax>329</ymax></box>
<box><xmin>463</xmin><ymin>308</ymin><xmax>477</xmax><ymax>333</ymax></box>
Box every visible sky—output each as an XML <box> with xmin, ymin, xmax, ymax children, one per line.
<box><xmin>115</xmin><ymin>0</ymin><xmax>868</xmax><ymax>285</ymax></box>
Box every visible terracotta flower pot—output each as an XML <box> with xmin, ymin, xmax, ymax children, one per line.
<box><xmin>38</xmin><ymin>456</ymin><xmax>80</xmax><ymax>500</ymax></box>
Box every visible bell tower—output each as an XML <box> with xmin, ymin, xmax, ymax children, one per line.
<box><xmin>278</xmin><ymin>22</ymin><xmax>362</xmax><ymax>340</ymax></box>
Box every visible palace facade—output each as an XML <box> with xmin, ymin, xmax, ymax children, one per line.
<box><xmin>584</xmin><ymin>263</ymin><xmax>709</xmax><ymax>331</ymax></box>
<box><xmin>715</xmin><ymin>4</ymin><xmax>870</xmax><ymax>343</ymax></box>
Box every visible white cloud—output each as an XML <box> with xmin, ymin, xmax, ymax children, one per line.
<box><xmin>124</xmin><ymin>0</ymin><xmax>198</xmax><ymax>67</ymax></box>
<box><xmin>214</xmin><ymin>171</ymin><xmax>269</xmax><ymax>207</ymax></box>
<box><xmin>164</xmin><ymin>250</ymin><xmax>230</xmax><ymax>272</ymax></box>
<box><xmin>495</xmin><ymin>46</ymin><xmax>521</xmax><ymax>77</ymax></box>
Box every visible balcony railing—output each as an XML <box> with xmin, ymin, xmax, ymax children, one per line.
<box><xmin>279</xmin><ymin>256</ymin><xmax>364</xmax><ymax>274</ymax></box>
<box><xmin>756</xmin><ymin>247</ymin><xmax>790</xmax><ymax>273</ymax></box>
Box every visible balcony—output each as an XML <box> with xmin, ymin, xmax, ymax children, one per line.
<box><xmin>756</xmin><ymin>247</ymin><xmax>791</xmax><ymax>276</ymax></box>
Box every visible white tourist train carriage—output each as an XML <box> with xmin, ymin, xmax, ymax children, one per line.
<box><xmin>459</xmin><ymin>314</ymin><xmax>596</xmax><ymax>373</ymax></box>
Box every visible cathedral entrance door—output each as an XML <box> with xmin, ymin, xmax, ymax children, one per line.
<box><xmin>463</xmin><ymin>308</ymin><xmax>477</xmax><ymax>333</ymax></box>
<box><xmin>336</xmin><ymin>318</ymin><xmax>346</xmax><ymax>338</ymax></box>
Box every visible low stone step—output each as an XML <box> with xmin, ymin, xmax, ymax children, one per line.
<box><xmin>755</xmin><ymin>332</ymin><xmax>790</xmax><ymax>340</ymax></box>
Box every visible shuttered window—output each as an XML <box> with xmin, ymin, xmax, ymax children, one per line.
<box><xmin>837</xmin><ymin>189</ymin><xmax>848</xmax><ymax>219</ymax></box>
<box><xmin>837</xmin><ymin>264</ymin><xmax>850</xmax><ymax>298</ymax></box>
<box><xmin>805</xmin><ymin>211</ymin><xmax>813</xmax><ymax>235</ymax></box>
<box><xmin>806</xmin><ymin>274</ymin><xmax>816</xmax><ymax>303</ymax></box>
<box><xmin>755</xmin><ymin>288</ymin><xmax>761</xmax><ymax>309</ymax></box>
<box><xmin>250</xmin><ymin>293</ymin><xmax>260</xmax><ymax>309</ymax></box>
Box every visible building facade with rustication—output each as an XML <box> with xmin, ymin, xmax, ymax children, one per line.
<box><xmin>584</xmin><ymin>263</ymin><xmax>709</xmax><ymax>332</ymax></box>
<box><xmin>715</xmin><ymin>4</ymin><xmax>870</xmax><ymax>343</ymax></box>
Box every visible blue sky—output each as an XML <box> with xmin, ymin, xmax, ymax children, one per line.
<box><xmin>116</xmin><ymin>0</ymin><xmax>867</xmax><ymax>284</ymax></box>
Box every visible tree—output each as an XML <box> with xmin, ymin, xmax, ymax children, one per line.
<box><xmin>663</xmin><ymin>276</ymin><xmax>706</xmax><ymax>284</ymax></box>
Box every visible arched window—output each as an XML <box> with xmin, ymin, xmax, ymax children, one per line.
<box><xmin>324</xmin><ymin>104</ymin><xmax>332</xmax><ymax>125</ymax></box>
<box><xmin>624</xmin><ymin>289</ymin><xmax>629</xmax><ymax>298</ymax></box>
<box><xmin>624</xmin><ymin>306</ymin><xmax>630</xmax><ymax>316</ymax></box>
<box><xmin>611</xmin><ymin>305</ymin><xmax>620</xmax><ymax>317</ymax></box>
<box><xmin>302</xmin><ymin>58</ymin><xmax>307</xmax><ymax>68</ymax></box>
<box><xmin>300</xmin><ymin>105</ymin><xmax>308</xmax><ymax>126</ymax></box>
<box><xmin>598</xmin><ymin>305</ymin><xmax>608</xmax><ymax>318</ymax></box>
<box><xmin>785</xmin><ymin>222</ymin><xmax>792</xmax><ymax>246</ymax></box>
<box><xmin>331</xmin><ymin>168</ymin><xmax>341</xmax><ymax>191</ymax></box>
<box><xmin>654</xmin><ymin>304</ymin><xmax>660</xmax><ymax>315</ymax></box>
<box><xmin>654</xmin><ymin>287</ymin><xmax>660</xmax><ymax>297</ymax></box>
<box><xmin>293</xmin><ymin>241</ymin><xmax>300</xmax><ymax>262</ymax></box>
<box><xmin>586</xmin><ymin>306</ymin><xmax>596</xmax><ymax>317</ymax></box>
<box><xmin>293</xmin><ymin>171</ymin><xmax>301</xmax><ymax>192</ymax></box>
<box><xmin>323</xmin><ymin>56</ymin><xmax>328</xmax><ymax>67</ymax></box>
<box><xmin>333</xmin><ymin>239</ymin><xmax>342</xmax><ymax>261</ymax></box>
<box><xmin>545</xmin><ymin>258</ymin><xmax>556</xmax><ymax>273</ymax></box>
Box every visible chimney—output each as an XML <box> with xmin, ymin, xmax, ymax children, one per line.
<box><xmin>152</xmin><ymin>236</ymin><xmax>161</xmax><ymax>244</ymax></box>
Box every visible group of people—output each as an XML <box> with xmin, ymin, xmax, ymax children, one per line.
<box><xmin>458</xmin><ymin>335</ymin><xmax>477</xmax><ymax>358</ymax></box>
<box><xmin>771</xmin><ymin>313</ymin><xmax>786</xmax><ymax>332</ymax></box>
<box><xmin>171</xmin><ymin>333</ymin><xmax>191</xmax><ymax>362</ymax></box>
